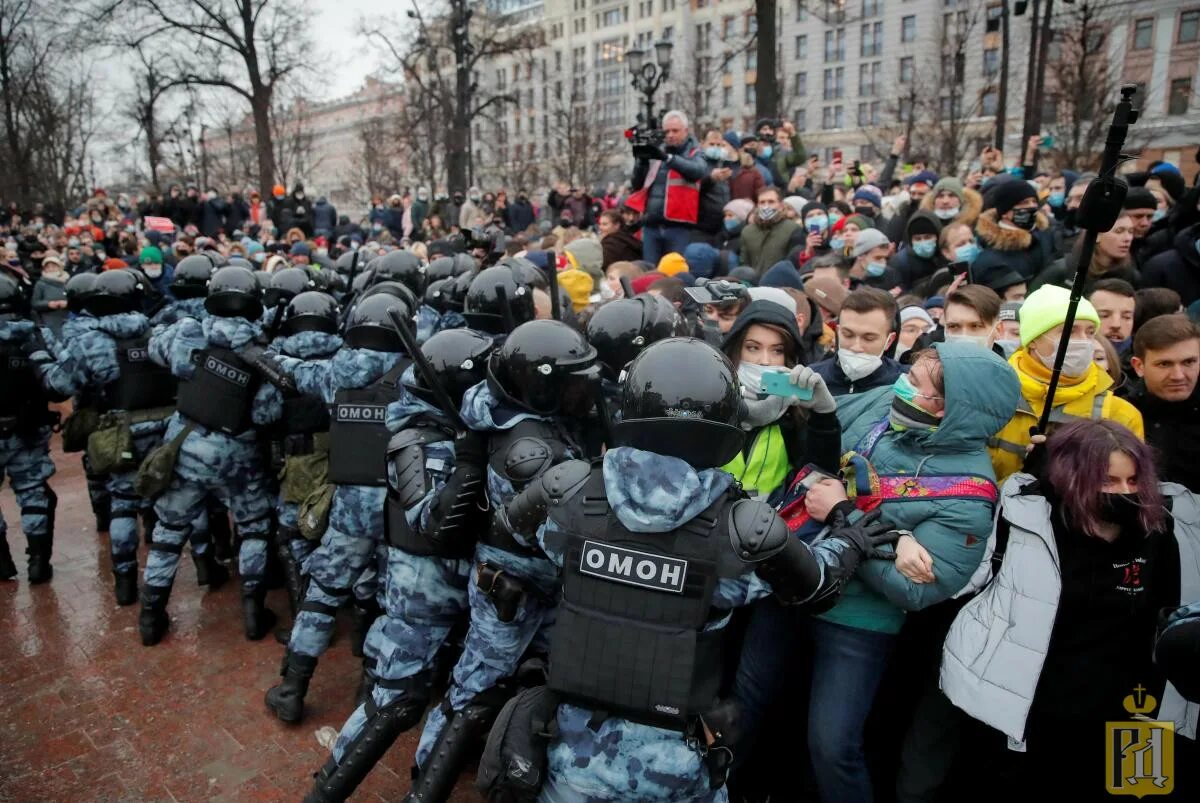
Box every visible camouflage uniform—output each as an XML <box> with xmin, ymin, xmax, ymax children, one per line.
<box><xmin>151</xmin><ymin>297</ymin><xmax>207</xmax><ymax>328</ymax></box>
<box><xmin>0</xmin><ymin>320</ymin><xmax>57</xmax><ymax>575</ymax></box>
<box><xmin>273</xmin><ymin>346</ymin><xmax>407</xmax><ymax>660</ymax></box>
<box><xmin>34</xmin><ymin>312</ymin><xmax>171</xmax><ymax>575</ymax></box>
<box><xmin>413</xmin><ymin>381</ymin><xmax>574</xmax><ymax>766</ymax></box>
<box><xmin>61</xmin><ymin>313</ymin><xmax>111</xmax><ymax>529</ymax></box>
<box><xmin>144</xmin><ymin>315</ymin><xmax>279</xmax><ymax>594</ymax></box>
<box><xmin>414</xmin><ymin>304</ymin><xmax>441</xmax><ymax>344</ymax></box>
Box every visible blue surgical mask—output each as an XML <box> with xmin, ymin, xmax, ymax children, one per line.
<box><xmin>934</xmin><ymin>207</ymin><xmax>960</xmax><ymax>221</ymax></box>
<box><xmin>866</xmin><ymin>261</ymin><xmax>887</xmax><ymax>278</ymax></box>
<box><xmin>760</xmin><ymin>145</ymin><xmax>773</xmax><ymax>159</ymax></box>
<box><xmin>1048</xmin><ymin>192</ymin><xmax>1066</xmax><ymax>208</ymax></box>
<box><xmin>892</xmin><ymin>372</ymin><xmax>919</xmax><ymax>405</ymax></box>
<box><xmin>807</xmin><ymin>215</ymin><xmax>829</xmax><ymax>232</ymax></box>
<box><xmin>724</xmin><ymin>218</ymin><xmax>742</xmax><ymax>232</ymax></box>
<box><xmin>830</xmin><ymin>236</ymin><xmax>845</xmax><ymax>251</ymax></box>
<box><xmin>829</xmin><ymin>212</ymin><xmax>843</xmax><ymax>225</ymax></box>
<box><xmin>704</xmin><ymin>146</ymin><xmax>726</xmax><ymax>161</ymax></box>
<box><xmin>912</xmin><ymin>240</ymin><xmax>937</xmax><ymax>259</ymax></box>
<box><xmin>955</xmin><ymin>242</ymin><xmax>981</xmax><ymax>264</ymax></box>
<box><xmin>1152</xmin><ymin>208</ymin><xmax>1166</xmax><ymax>223</ymax></box>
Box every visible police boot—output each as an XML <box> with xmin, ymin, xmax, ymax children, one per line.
<box><xmin>242</xmin><ymin>585</ymin><xmax>278</xmax><ymax>641</ymax></box>
<box><xmin>138</xmin><ymin>584</ymin><xmax>171</xmax><ymax>646</ymax></box>
<box><xmin>265</xmin><ymin>650</ymin><xmax>318</xmax><ymax>723</ymax></box>
<box><xmin>264</xmin><ymin>531</ymin><xmax>286</xmax><ymax>591</ymax></box>
<box><xmin>113</xmin><ymin>565</ymin><xmax>138</xmax><ymax>606</ymax></box>
<box><xmin>26</xmin><ymin>541</ymin><xmax>53</xmax><ymax>584</ymax></box>
<box><xmin>350</xmin><ymin>598</ymin><xmax>382</xmax><ymax>659</ymax></box>
<box><xmin>0</xmin><ymin>533</ymin><xmax>16</xmax><ymax>580</ymax></box>
<box><xmin>304</xmin><ymin>674</ymin><xmax>432</xmax><ymax>803</ymax></box>
<box><xmin>192</xmin><ymin>548</ymin><xmax>229</xmax><ymax>589</ymax></box>
<box><xmin>404</xmin><ymin>701</ymin><xmax>498</xmax><ymax>802</ymax></box>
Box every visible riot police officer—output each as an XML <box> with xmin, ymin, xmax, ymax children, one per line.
<box><xmin>462</xmin><ymin>262</ymin><xmax>540</xmax><ymax>336</ymax></box>
<box><xmin>406</xmin><ymin>318</ymin><xmax>600</xmax><ymax>800</ymax></box>
<box><xmin>142</xmin><ymin>266</ymin><xmax>282</xmax><ymax>644</ymax></box>
<box><xmin>264</xmin><ymin>293</ymin><xmax>414</xmax><ymax>723</ymax></box>
<box><xmin>151</xmin><ymin>254</ymin><xmax>217</xmax><ymax>327</ymax></box>
<box><xmin>303</xmin><ymin>328</ymin><xmax>495</xmax><ymax>802</ymax></box>
<box><xmin>0</xmin><ymin>274</ymin><xmax>62</xmax><ymax>582</ymax></box>
<box><xmin>483</xmin><ymin>338</ymin><xmax>899</xmax><ymax>802</ymax></box>
<box><xmin>31</xmin><ymin>269</ymin><xmax>180</xmax><ymax>604</ymax></box>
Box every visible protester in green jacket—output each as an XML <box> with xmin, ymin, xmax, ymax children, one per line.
<box><xmin>739</xmin><ymin>187</ymin><xmax>804</xmax><ymax>275</ymax></box>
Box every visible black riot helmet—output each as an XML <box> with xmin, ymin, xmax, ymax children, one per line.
<box><xmin>281</xmin><ymin>291</ymin><xmax>339</xmax><ymax>336</ymax></box>
<box><xmin>84</xmin><ymin>269</ymin><xmax>144</xmax><ymax>316</ymax></box>
<box><xmin>613</xmin><ymin>338</ymin><xmax>744</xmax><ymax>469</ymax></box>
<box><xmin>425</xmin><ymin>256</ymin><xmax>458</xmax><ymax>283</ymax></box>
<box><xmin>0</xmin><ymin>272</ymin><xmax>25</xmax><ymax>319</ymax></box>
<box><xmin>344</xmin><ymin>294</ymin><xmax>411</xmax><ymax>352</ymax></box>
<box><xmin>360</xmin><ymin>279</ymin><xmax>418</xmax><ymax>312</ymax></box>
<box><xmin>367</xmin><ymin>250</ymin><xmax>425</xmax><ymax>297</ymax></box>
<box><xmin>423</xmin><ymin>277</ymin><xmax>455</xmax><ymax>314</ymax></box>
<box><xmin>586</xmin><ymin>294</ymin><xmax>686</xmax><ymax>378</ymax></box>
<box><xmin>309</xmin><ymin>265</ymin><xmax>344</xmax><ymax>295</ymax></box>
<box><xmin>405</xmin><ymin>328</ymin><xmax>496</xmax><ymax>407</ymax></box>
<box><xmin>334</xmin><ymin>250</ymin><xmax>364</xmax><ymax>276</ymax></box>
<box><xmin>65</xmin><ymin>272</ymin><xmax>98</xmax><ymax>313</ymax></box>
<box><xmin>487</xmin><ymin>319</ymin><xmax>600</xmax><ymax>417</ymax></box>
<box><xmin>265</xmin><ymin>266</ymin><xmax>315</xmax><ymax>308</ymax></box>
<box><xmin>226</xmin><ymin>256</ymin><xmax>253</xmax><ymax>270</ymax></box>
<box><xmin>464</xmin><ymin>263</ymin><xmax>537</xmax><ymax>334</ymax></box>
<box><xmin>205</xmin><ymin>265</ymin><xmax>264</xmax><ymax>319</ymax></box>
<box><xmin>171</xmin><ymin>254</ymin><xmax>217</xmax><ymax>299</ymax></box>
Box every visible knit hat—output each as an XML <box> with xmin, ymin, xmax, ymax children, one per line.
<box><xmin>804</xmin><ymin>276</ymin><xmax>848</xmax><ymax>316</ymax></box>
<box><xmin>723</xmin><ymin>130</ymin><xmax>742</xmax><ymax>151</ymax></box>
<box><xmin>289</xmin><ymin>241</ymin><xmax>311</xmax><ymax>256</ymax></box>
<box><xmin>103</xmin><ymin>257</ymin><xmax>128</xmax><ymax>271</ymax></box>
<box><xmin>630</xmin><ymin>271</ymin><xmax>665</xmax><ymax>295</ymax></box>
<box><xmin>931</xmin><ymin>177</ymin><xmax>965</xmax><ymax>204</ymax></box>
<box><xmin>272</xmin><ymin>184</ymin><xmax>286</xmax><ymax>198</ymax></box>
<box><xmin>557</xmin><ymin>268</ymin><xmax>594</xmax><ymax>312</ymax></box>
<box><xmin>852</xmin><ymin>186</ymin><xmax>883</xmax><ymax>208</ymax></box>
<box><xmin>843</xmin><ymin>213</ymin><xmax>875</xmax><ymax>231</ymax></box>
<box><xmin>564</xmin><ymin>238</ymin><xmax>604</xmax><ymax>282</ymax></box>
<box><xmin>722</xmin><ymin>299</ymin><xmax>804</xmax><ymax>355</ymax></box>
<box><xmin>900</xmin><ymin>305</ymin><xmax>935</xmax><ymax>331</ymax></box>
<box><xmin>852</xmin><ymin>228</ymin><xmax>891</xmax><ymax>258</ymax></box>
<box><xmin>906</xmin><ymin>212</ymin><xmax>941</xmax><ymax>240</ymax></box>
<box><xmin>1149</xmin><ymin>162</ymin><xmax>1186</xmax><ymax>202</ymax></box>
<box><xmin>799</xmin><ymin>201</ymin><xmax>828</xmax><ymax>221</ymax></box>
<box><xmin>761</xmin><ymin>260</ymin><xmax>804</xmax><ymax>291</ymax></box>
<box><xmin>41</xmin><ymin>251</ymin><xmax>63</xmax><ymax>267</ymax></box>
<box><xmin>999</xmin><ymin>301</ymin><xmax>1022</xmax><ymax>323</ymax></box>
<box><xmin>904</xmin><ymin>170</ymin><xmax>939</xmax><ymax>188</ymax></box>
<box><xmin>1123</xmin><ymin>186</ymin><xmax>1158</xmax><ymax>211</ymax></box>
<box><xmin>683</xmin><ymin>242</ymin><xmax>720</xmax><ymax>278</ymax></box>
<box><xmin>728</xmin><ymin>266</ymin><xmax>759</xmax><ymax>285</ymax></box>
<box><xmin>723</xmin><ymin>198</ymin><xmax>754</xmax><ymax>223</ymax></box>
<box><xmin>656</xmin><ymin>252</ymin><xmax>690</xmax><ymax>277</ymax></box>
<box><xmin>748</xmin><ymin>286</ymin><xmax>798</xmax><ymax>314</ymax></box>
<box><xmin>782</xmin><ymin>196</ymin><xmax>808</xmax><ymax>217</ymax></box>
<box><xmin>1018</xmin><ymin>284</ymin><xmax>1101</xmax><ymax>347</ymax></box>
<box><xmin>982</xmin><ymin>268</ymin><xmax>1027</xmax><ymax>295</ymax></box>
<box><xmin>924</xmin><ymin>295</ymin><xmax>945</xmax><ymax>312</ymax></box>
<box><xmin>983</xmin><ymin>174</ymin><xmax>1038</xmax><ymax>215</ymax></box>
<box><xmin>139</xmin><ymin>246</ymin><xmax>164</xmax><ymax>265</ymax></box>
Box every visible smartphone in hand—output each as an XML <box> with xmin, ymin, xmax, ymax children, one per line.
<box><xmin>761</xmin><ymin>370</ymin><xmax>815</xmax><ymax>401</ymax></box>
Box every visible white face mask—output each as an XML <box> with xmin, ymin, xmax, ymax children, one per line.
<box><xmin>1034</xmin><ymin>336</ymin><xmax>1094</xmax><ymax>377</ymax></box>
<box><xmin>142</xmin><ymin>264</ymin><xmax>163</xmax><ymax>278</ymax></box>
<box><xmin>934</xmin><ymin>207</ymin><xmax>960</xmax><ymax>220</ymax></box>
<box><xmin>738</xmin><ymin>361</ymin><xmax>782</xmax><ymax>397</ymax></box>
<box><xmin>838</xmin><ymin>348</ymin><xmax>884</xmax><ymax>381</ymax></box>
<box><xmin>945</xmin><ymin>331</ymin><xmax>993</xmax><ymax>350</ymax></box>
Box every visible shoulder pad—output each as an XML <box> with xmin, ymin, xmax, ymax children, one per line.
<box><xmin>539</xmin><ymin>459</ymin><xmax>592</xmax><ymax>507</ymax></box>
<box><xmin>387</xmin><ymin>427</ymin><xmax>443</xmax><ymax>455</ymax></box>
<box><xmin>503</xmin><ymin>436</ymin><xmax>556</xmax><ymax>484</ymax></box>
<box><xmin>387</xmin><ymin>430</ymin><xmax>437</xmax><ymax>508</ymax></box>
<box><xmin>727</xmin><ymin>499</ymin><xmax>790</xmax><ymax>563</ymax></box>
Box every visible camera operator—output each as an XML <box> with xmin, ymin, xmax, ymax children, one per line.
<box><xmin>628</xmin><ymin>110</ymin><xmax>712</xmax><ymax>265</ymax></box>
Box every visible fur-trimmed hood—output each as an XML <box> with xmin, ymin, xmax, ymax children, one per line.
<box><xmin>920</xmin><ymin>186</ymin><xmax>983</xmax><ymax>229</ymax></box>
<box><xmin>974</xmin><ymin>208</ymin><xmax>1050</xmax><ymax>252</ymax></box>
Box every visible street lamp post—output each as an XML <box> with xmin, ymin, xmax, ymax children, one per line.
<box><xmin>626</xmin><ymin>41</ymin><xmax>673</xmax><ymax>128</ymax></box>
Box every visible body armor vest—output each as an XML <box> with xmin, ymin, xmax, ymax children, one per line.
<box><xmin>176</xmin><ymin>347</ymin><xmax>260</xmax><ymax>434</ymax></box>
<box><xmin>384</xmin><ymin>424</ymin><xmax>483</xmax><ymax>558</ymax></box>
<box><xmin>282</xmin><ymin>393</ymin><xmax>331</xmax><ymax>437</ymax></box>
<box><xmin>0</xmin><ymin>341</ymin><xmax>45</xmax><ymax>427</ymax></box>
<box><xmin>99</xmin><ymin>335</ymin><xmax>177</xmax><ymax>412</ymax></box>
<box><xmin>546</xmin><ymin>466</ymin><xmax>744</xmax><ymax>730</ymax></box>
<box><xmin>327</xmin><ymin>360</ymin><xmax>409</xmax><ymax>486</ymax></box>
<box><xmin>481</xmin><ymin>418</ymin><xmax>576</xmax><ymax>556</ymax></box>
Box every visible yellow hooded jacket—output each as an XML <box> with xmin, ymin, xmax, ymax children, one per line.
<box><xmin>988</xmin><ymin>349</ymin><xmax>1144</xmax><ymax>483</ymax></box>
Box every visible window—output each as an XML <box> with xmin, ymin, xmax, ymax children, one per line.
<box><xmin>795</xmin><ymin>34</ymin><xmax>808</xmax><ymax>59</ymax></box>
<box><xmin>862</xmin><ymin>0</ymin><xmax>881</xmax><ymax>16</ymax></box>
<box><xmin>746</xmin><ymin>83</ymin><xmax>756</xmax><ymax>105</ymax></box>
<box><xmin>983</xmin><ymin>47</ymin><xmax>999</xmax><ymax>76</ymax></box>
<box><xmin>986</xmin><ymin>3</ymin><xmax>1002</xmax><ymax>33</ymax></box>
<box><xmin>662</xmin><ymin>26</ymin><xmax>674</xmax><ymax>41</ymax></box>
<box><xmin>1180</xmin><ymin>10</ymin><xmax>1200</xmax><ymax>43</ymax></box>
<box><xmin>1041</xmin><ymin>94</ymin><xmax>1058</xmax><ymax>125</ymax></box>
<box><xmin>899</xmin><ymin>56</ymin><xmax>914</xmax><ymax>83</ymax></box>
<box><xmin>822</xmin><ymin>106</ymin><xmax>835</xmax><ymax>129</ymax></box>
<box><xmin>1169</xmin><ymin>77</ymin><xmax>1192</xmax><ymax>115</ymax></box>
<box><xmin>823</xmin><ymin>67</ymin><xmax>845</xmax><ymax>100</ymax></box>
<box><xmin>795</xmin><ymin>71</ymin><xmax>808</xmax><ymax>96</ymax></box>
<box><xmin>861</xmin><ymin>22</ymin><xmax>883</xmax><ymax>57</ymax></box>
<box><xmin>1133</xmin><ymin>18</ymin><xmax>1154</xmax><ymax>49</ymax></box>
<box><xmin>982</xmin><ymin>89</ymin><xmax>998</xmax><ymax>116</ymax></box>
<box><xmin>836</xmin><ymin>106</ymin><xmax>845</xmax><ymax>128</ymax></box>
<box><xmin>824</xmin><ymin>28</ymin><xmax>846</xmax><ymax>61</ymax></box>
<box><xmin>796</xmin><ymin>0</ymin><xmax>808</xmax><ymax>22</ymax></box>
<box><xmin>723</xmin><ymin>16</ymin><xmax>735</xmax><ymax>38</ymax></box>
<box><xmin>939</xmin><ymin>94</ymin><xmax>962</xmax><ymax>118</ymax></box>
<box><xmin>901</xmin><ymin>15</ymin><xmax>916</xmax><ymax>43</ymax></box>
<box><xmin>723</xmin><ymin>85</ymin><xmax>733</xmax><ymax>108</ymax></box>
<box><xmin>796</xmin><ymin>109</ymin><xmax>807</xmax><ymax>131</ymax></box>
<box><xmin>555</xmin><ymin>51</ymin><xmax>562</xmax><ymax>71</ymax></box>
<box><xmin>746</xmin><ymin>49</ymin><xmax>757</xmax><ymax>70</ymax></box>
<box><xmin>660</xmin><ymin>0</ymin><xmax>676</xmax><ymax>11</ymax></box>
<box><xmin>899</xmin><ymin>97</ymin><xmax>913</xmax><ymax>121</ymax></box>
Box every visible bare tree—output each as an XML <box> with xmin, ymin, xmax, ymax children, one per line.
<box><xmin>97</xmin><ymin>0</ymin><xmax>311</xmax><ymax>194</ymax></box>
<box><xmin>0</xmin><ymin>0</ymin><xmax>57</xmax><ymax>204</ymax></box>
<box><xmin>346</xmin><ymin>116</ymin><xmax>408</xmax><ymax>200</ymax></box>
<box><xmin>123</xmin><ymin>45</ymin><xmax>178</xmax><ymax>192</ymax></box>
<box><xmin>27</xmin><ymin>72</ymin><xmax>96</xmax><ymax>208</ymax></box>
<box><xmin>270</xmin><ymin>83</ymin><xmax>320</xmax><ymax>188</ymax></box>
<box><xmin>538</xmin><ymin>85</ymin><xmax>626</xmax><ymax>188</ymax></box>
<box><xmin>1043</xmin><ymin>0</ymin><xmax>1119</xmax><ymax>170</ymax></box>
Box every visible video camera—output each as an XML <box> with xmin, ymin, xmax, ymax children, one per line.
<box><xmin>683</xmin><ymin>278</ymin><xmax>750</xmax><ymax>307</ymax></box>
<box><xmin>624</xmin><ymin>122</ymin><xmax>665</xmax><ymax>150</ymax></box>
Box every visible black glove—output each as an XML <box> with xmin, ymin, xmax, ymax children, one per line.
<box><xmin>454</xmin><ymin>430</ymin><xmax>486</xmax><ymax>466</ymax></box>
<box><xmin>633</xmin><ymin>143</ymin><xmax>667</xmax><ymax>162</ymax></box>
<box><xmin>827</xmin><ymin>508</ymin><xmax>901</xmax><ymax>561</ymax></box>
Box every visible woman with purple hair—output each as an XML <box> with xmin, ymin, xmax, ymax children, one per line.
<box><xmin>931</xmin><ymin>419</ymin><xmax>1200</xmax><ymax>799</ymax></box>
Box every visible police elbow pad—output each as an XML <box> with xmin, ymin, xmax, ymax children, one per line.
<box><xmin>727</xmin><ymin>499</ymin><xmax>789</xmax><ymax>563</ymax></box>
<box><xmin>387</xmin><ymin>431</ymin><xmax>430</xmax><ymax>508</ymax></box>
<box><xmin>502</xmin><ymin>437</ymin><xmax>557</xmax><ymax>487</ymax></box>
<box><xmin>507</xmin><ymin>459</ymin><xmax>590</xmax><ymax>534</ymax></box>
<box><xmin>757</xmin><ymin>539</ymin><xmax>825</xmax><ymax>607</ymax></box>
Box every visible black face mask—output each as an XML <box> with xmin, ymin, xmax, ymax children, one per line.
<box><xmin>1010</xmin><ymin>207</ymin><xmax>1038</xmax><ymax>230</ymax></box>
<box><xmin>1100</xmin><ymin>492</ymin><xmax>1142</xmax><ymax>531</ymax></box>
<box><xmin>1061</xmin><ymin>208</ymin><xmax>1077</xmax><ymax>229</ymax></box>
<box><xmin>853</xmin><ymin>205</ymin><xmax>874</xmax><ymax>218</ymax></box>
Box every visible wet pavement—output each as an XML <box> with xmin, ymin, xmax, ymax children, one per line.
<box><xmin>0</xmin><ymin>439</ymin><xmax>477</xmax><ymax>802</ymax></box>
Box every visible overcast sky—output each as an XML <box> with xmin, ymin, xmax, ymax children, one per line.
<box><xmin>315</xmin><ymin>0</ymin><xmax>395</xmax><ymax>99</ymax></box>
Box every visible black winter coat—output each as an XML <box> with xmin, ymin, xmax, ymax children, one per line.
<box><xmin>1139</xmin><ymin>223</ymin><xmax>1200</xmax><ymax>306</ymax></box>
<box><xmin>971</xmin><ymin>208</ymin><xmax>1055</xmax><ymax>285</ymax></box>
